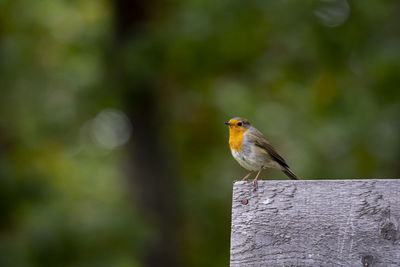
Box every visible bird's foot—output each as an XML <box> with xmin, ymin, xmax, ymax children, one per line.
<box><xmin>252</xmin><ymin>179</ymin><xmax>258</xmax><ymax>191</ymax></box>
<box><xmin>233</xmin><ymin>179</ymin><xmax>250</xmax><ymax>183</ymax></box>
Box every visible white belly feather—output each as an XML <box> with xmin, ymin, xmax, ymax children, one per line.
<box><xmin>231</xmin><ymin>149</ymin><xmax>260</xmax><ymax>171</ymax></box>
<box><xmin>231</xmin><ymin>144</ymin><xmax>281</xmax><ymax>171</ymax></box>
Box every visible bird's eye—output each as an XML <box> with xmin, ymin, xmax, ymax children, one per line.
<box><xmin>237</xmin><ymin>122</ymin><xmax>243</xmax><ymax>126</ymax></box>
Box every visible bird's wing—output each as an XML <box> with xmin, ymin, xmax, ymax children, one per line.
<box><xmin>247</xmin><ymin>128</ymin><xmax>289</xmax><ymax>168</ymax></box>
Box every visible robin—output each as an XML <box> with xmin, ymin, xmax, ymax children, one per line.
<box><xmin>225</xmin><ymin>117</ymin><xmax>299</xmax><ymax>189</ymax></box>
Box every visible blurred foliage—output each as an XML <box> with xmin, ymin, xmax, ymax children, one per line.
<box><xmin>1</xmin><ymin>0</ymin><xmax>400</xmax><ymax>266</ymax></box>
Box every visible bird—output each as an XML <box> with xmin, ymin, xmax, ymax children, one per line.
<box><xmin>225</xmin><ymin>117</ymin><xmax>299</xmax><ymax>189</ymax></box>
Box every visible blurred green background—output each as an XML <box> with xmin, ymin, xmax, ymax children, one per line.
<box><xmin>1</xmin><ymin>0</ymin><xmax>399</xmax><ymax>266</ymax></box>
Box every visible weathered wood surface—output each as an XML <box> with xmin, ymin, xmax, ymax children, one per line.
<box><xmin>230</xmin><ymin>180</ymin><xmax>400</xmax><ymax>267</ymax></box>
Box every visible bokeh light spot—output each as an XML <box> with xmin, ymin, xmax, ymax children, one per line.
<box><xmin>314</xmin><ymin>0</ymin><xmax>350</xmax><ymax>27</ymax></box>
<box><xmin>91</xmin><ymin>109</ymin><xmax>132</xmax><ymax>150</ymax></box>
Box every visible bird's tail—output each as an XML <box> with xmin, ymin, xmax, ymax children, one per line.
<box><xmin>282</xmin><ymin>167</ymin><xmax>299</xmax><ymax>180</ymax></box>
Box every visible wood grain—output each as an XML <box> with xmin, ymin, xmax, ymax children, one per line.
<box><xmin>230</xmin><ymin>180</ymin><xmax>400</xmax><ymax>267</ymax></box>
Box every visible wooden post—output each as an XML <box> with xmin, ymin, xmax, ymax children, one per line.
<box><xmin>230</xmin><ymin>180</ymin><xmax>400</xmax><ymax>267</ymax></box>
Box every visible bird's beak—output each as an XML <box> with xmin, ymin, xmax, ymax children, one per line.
<box><xmin>224</xmin><ymin>122</ymin><xmax>231</xmax><ymax>126</ymax></box>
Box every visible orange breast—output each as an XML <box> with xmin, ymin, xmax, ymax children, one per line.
<box><xmin>229</xmin><ymin>127</ymin><xmax>247</xmax><ymax>151</ymax></box>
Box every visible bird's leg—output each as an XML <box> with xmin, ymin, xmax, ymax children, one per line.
<box><xmin>252</xmin><ymin>167</ymin><xmax>263</xmax><ymax>190</ymax></box>
<box><xmin>241</xmin><ymin>171</ymin><xmax>254</xmax><ymax>181</ymax></box>
<box><xmin>233</xmin><ymin>171</ymin><xmax>254</xmax><ymax>183</ymax></box>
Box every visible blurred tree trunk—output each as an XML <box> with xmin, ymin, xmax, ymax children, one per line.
<box><xmin>112</xmin><ymin>1</ymin><xmax>180</xmax><ymax>266</ymax></box>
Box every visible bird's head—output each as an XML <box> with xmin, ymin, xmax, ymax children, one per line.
<box><xmin>225</xmin><ymin>117</ymin><xmax>251</xmax><ymax>133</ymax></box>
